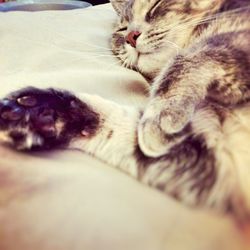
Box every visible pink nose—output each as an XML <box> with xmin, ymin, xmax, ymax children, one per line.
<box><xmin>125</xmin><ymin>31</ymin><xmax>141</xmax><ymax>48</ymax></box>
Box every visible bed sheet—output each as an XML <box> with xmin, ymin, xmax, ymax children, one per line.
<box><xmin>0</xmin><ymin>4</ymin><xmax>248</xmax><ymax>250</ymax></box>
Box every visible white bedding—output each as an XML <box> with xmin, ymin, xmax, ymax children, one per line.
<box><xmin>0</xmin><ymin>4</ymin><xmax>248</xmax><ymax>250</ymax></box>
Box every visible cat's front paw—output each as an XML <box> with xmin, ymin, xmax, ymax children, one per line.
<box><xmin>138</xmin><ymin>98</ymin><xmax>193</xmax><ymax>157</ymax></box>
<box><xmin>0</xmin><ymin>87</ymin><xmax>99</xmax><ymax>150</ymax></box>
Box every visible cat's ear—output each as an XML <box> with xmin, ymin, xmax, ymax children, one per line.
<box><xmin>110</xmin><ymin>0</ymin><xmax>128</xmax><ymax>16</ymax></box>
<box><xmin>191</xmin><ymin>0</ymin><xmax>223</xmax><ymax>11</ymax></box>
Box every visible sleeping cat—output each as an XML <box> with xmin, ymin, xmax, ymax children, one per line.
<box><xmin>0</xmin><ymin>0</ymin><xmax>249</xmax><ymax>221</ymax></box>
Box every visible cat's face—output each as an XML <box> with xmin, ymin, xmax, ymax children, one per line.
<box><xmin>111</xmin><ymin>0</ymin><xmax>223</xmax><ymax>80</ymax></box>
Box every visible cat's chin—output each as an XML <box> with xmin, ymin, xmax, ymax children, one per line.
<box><xmin>124</xmin><ymin>45</ymin><xmax>172</xmax><ymax>81</ymax></box>
<box><xmin>136</xmin><ymin>53</ymin><xmax>165</xmax><ymax>81</ymax></box>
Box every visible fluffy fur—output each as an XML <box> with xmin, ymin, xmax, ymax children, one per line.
<box><xmin>110</xmin><ymin>0</ymin><xmax>250</xmax><ymax>220</ymax></box>
<box><xmin>0</xmin><ymin>0</ymin><xmax>249</xmax><ymax>222</ymax></box>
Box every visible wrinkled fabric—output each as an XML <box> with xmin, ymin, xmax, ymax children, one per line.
<box><xmin>0</xmin><ymin>4</ymin><xmax>247</xmax><ymax>250</ymax></box>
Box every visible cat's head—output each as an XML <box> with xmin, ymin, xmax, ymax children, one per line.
<box><xmin>110</xmin><ymin>0</ymin><xmax>224</xmax><ymax>80</ymax></box>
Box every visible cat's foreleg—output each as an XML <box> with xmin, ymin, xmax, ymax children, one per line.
<box><xmin>0</xmin><ymin>87</ymin><xmax>140</xmax><ymax>177</ymax></box>
<box><xmin>70</xmin><ymin>93</ymin><xmax>141</xmax><ymax>177</ymax></box>
<box><xmin>138</xmin><ymin>55</ymin><xmax>211</xmax><ymax>157</ymax></box>
<box><xmin>138</xmin><ymin>43</ymin><xmax>248</xmax><ymax>157</ymax></box>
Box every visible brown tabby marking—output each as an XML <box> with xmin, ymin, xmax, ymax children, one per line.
<box><xmin>0</xmin><ymin>0</ymin><xmax>249</xmax><ymax>222</ymax></box>
<box><xmin>110</xmin><ymin>0</ymin><xmax>250</xmax><ymax>220</ymax></box>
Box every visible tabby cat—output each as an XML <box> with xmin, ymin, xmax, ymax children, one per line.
<box><xmin>0</xmin><ymin>0</ymin><xmax>249</xmax><ymax>221</ymax></box>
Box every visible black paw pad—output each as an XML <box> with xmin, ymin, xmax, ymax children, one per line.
<box><xmin>0</xmin><ymin>87</ymin><xmax>99</xmax><ymax>150</ymax></box>
<box><xmin>0</xmin><ymin>99</ymin><xmax>24</xmax><ymax>121</ymax></box>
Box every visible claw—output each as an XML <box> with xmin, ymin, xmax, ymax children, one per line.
<box><xmin>17</xmin><ymin>96</ymin><xmax>37</xmax><ymax>107</ymax></box>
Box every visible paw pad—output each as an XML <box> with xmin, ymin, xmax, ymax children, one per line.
<box><xmin>0</xmin><ymin>87</ymin><xmax>99</xmax><ymax>150</ymax></box>
<box><xmin>17</xmin><ymin>96</ymin><xmax>37</xmax><ymax>107</ymax></box>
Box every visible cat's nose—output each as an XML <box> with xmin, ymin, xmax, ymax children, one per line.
<box><xmin>125</xmin><ymin>31</ymin><xmax>141</xmax><ymax>48</ymax></box>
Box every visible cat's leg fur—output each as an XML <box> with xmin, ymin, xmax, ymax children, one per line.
<box><xmin>138</xmin><ymin>31</ymin><xmax>250</xmax><ymax>157</ymax></box>
<box><xmin>0</xmin><ymin>87</ymin><xmax>249</xmax><ymax>220</ymax></box>
<box><xmin>0</xmin><ymin>87</ymin><xmax>140</xmax><ymax>177</ymax></box>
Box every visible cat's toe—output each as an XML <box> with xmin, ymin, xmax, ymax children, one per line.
<box><xmin>138</xmin><ymin>117</ymin><xmax>170</xmax><ymax>158</ymax></box>
<box><xmin>159</xmin><ymin>108</ymin><xmax>190</xmax><ymax>134</ymax></box>
<box><xmin>138</xmin><ymin>113</ymin><xmax>190</xmax><ymax>158</ymax></box>
<box><xmin>0</xmin><ymin>97</ymin><xmax>39</xmax><ymax>149</ymax></box>
<box><xmin>138</xmin><ymin>98</ymin><xmax>192</xmax><ymax>157</ymax></box>
<box><xmin>0</xmin><ymin>99</ymin><xmax>25</xmax><ymax>121</ymax></box>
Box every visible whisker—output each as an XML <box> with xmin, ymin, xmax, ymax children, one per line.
<box><xmin>148</xmin><ymin>6</ymin><xmax>249</xmax><ymax>37</ymax></box>
<box><xmin>151</xmin><ymin>7</ymin><xmax>250</xmax><ymax>35</ymax></box>
<box><xmin>102</xmin><ymin>61</ymin><xmax>123</xmax><ymax>71</ymax></box>
<box><xmin>84</xmin><ymin>53</ymin><xmax>117</xmax><ymax>58</ymax></box>
<box><xmin>164</xmin><ymin>40</ymin><xmax>181</xmax><ymax>54</ymax></box>
<box><xmin>46</xmin><ymin>54</ymin><xmax>121</xmax><ymax>71</ymax></box>
<box><xmin>79</xmin><ymin>42</ymin><xmax>114</xmax><ymax>52</ymax></box>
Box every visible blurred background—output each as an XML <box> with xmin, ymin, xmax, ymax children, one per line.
<box><xmin>0</xmin><ymin>0</ymin><xmax>110</xmax><ymax>11</ymax></box>
<box><xmin>0</xmin><ymin>0</ymin><xmax>109</xmax><ymax>5</ymax></box>
<box><xmin>87</xmin><ymin>0</ymin><xmax>108</xmax><ymax>5</ymax></box>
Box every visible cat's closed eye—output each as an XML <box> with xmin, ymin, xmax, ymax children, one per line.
<box><xmin>117</xmin><ymin>27</ymin><xmax>127</xmax><ymax>32</ymax></box>
<box><xmin>146</xmin><ymin>0</ymin><xmax>164</xmax><ymax>21</ymax></box>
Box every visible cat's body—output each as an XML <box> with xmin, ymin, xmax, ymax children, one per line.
<box><xmin>0</xmin><ymin>0</ymin><xmax>249</xmax><ymax>221</ymax></box>
<box><xmin>110</xmin><ymin>0</ymin><xmax>250</xmax><ymax>219</ymax></box>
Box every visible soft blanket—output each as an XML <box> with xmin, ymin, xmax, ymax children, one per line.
<box><xmin>0</xmin><ymin>4</ymin><xmax>248</xmax><ymax>250</ymax></box>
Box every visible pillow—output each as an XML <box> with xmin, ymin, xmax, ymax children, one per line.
<box><xmin>0</xmin><ymin>4</ymin><xmax>247</xmax><ymax>250</ymax></box>
<box><xmin>0</xmin><ymin>4</ymin><xmax>147</xmax><ymax>105</ymax></box>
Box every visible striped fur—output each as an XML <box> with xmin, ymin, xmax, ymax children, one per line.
<box><xmin>0</xmin><ymin>0</ymin><xmax>249</xmax><ymax>222</ymax></box>
<box><xmin>109</xmin><ymin>0</ymin><xmax>250</xmax><ymax>220</ymax></box>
